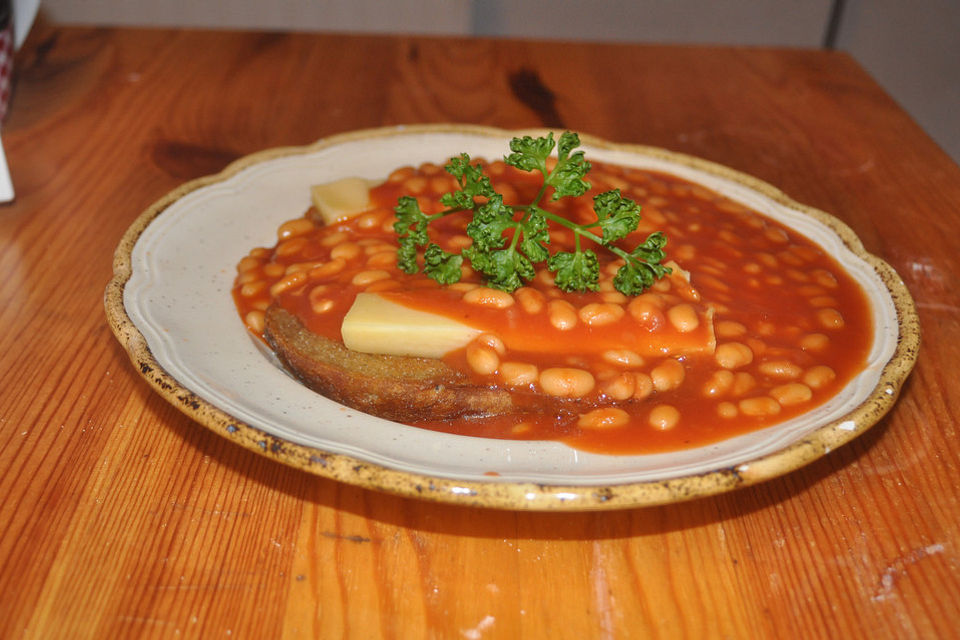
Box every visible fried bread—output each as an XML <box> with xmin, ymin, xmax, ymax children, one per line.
<box><xmin>264</xmin><ymin>304</ymin><xmax>563</xmax><ymax>422</ymax></box>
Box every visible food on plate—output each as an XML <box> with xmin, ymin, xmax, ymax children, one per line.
<box><xmin>232</xmin><ymin>133</ymin><xmax>872</xmax><ymax>454</ymax></box>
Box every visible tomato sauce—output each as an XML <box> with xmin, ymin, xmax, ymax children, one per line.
<box><xmin>233</xmin><ymin>159</ymin><xmax>873</xmax><ymax>454</ymax></box>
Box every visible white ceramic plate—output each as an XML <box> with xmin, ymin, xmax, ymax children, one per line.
<box><xmin>105</xmin><ymin>125</ymin><xmax>919</xmax><ymax>510</ymax></box>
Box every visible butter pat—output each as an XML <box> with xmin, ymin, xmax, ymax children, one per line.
<box><xmin>342</xmin><ymin>293</ymin><xmax>482</xmax><ymax>358</ymax></box>
<box><xmin>311</xmin><ymin>177</ymin><xmax>381</xmax><ymax>224</ymax></box>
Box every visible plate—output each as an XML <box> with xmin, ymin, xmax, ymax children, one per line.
<box><xmin>105</xmin><ymin>124</ymin><xmax>919</xmax><ymax>510</ymax></box>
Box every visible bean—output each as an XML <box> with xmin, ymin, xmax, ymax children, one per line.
<box><xmin>633</xmin><ymin>372</ymin><xmax>654</xmax><ymax>400</ymax></box>
<box><xmin>803</xmin><ymin>365</ymin><xmax>836</xmax><ymax>389</ymax></box>
<box><xmin>579</xmin><ymin>302</ymin><xmax>625</xmax><ymax>326</ymax></box>
<box><xmin>449</xmin><ymin>282</ymin><xmax>480</xmax><ymax>292</ymax></box>
<box><xmin>237</xmin><ymin>256</ymin><xmax>262</xmax><ymax>273</ymax></box>
<box><xmin>363</xmin><ymin>242</ymin><xmax>396</xmax><ymax>255</ymax></box>
<box><xmin>476</xmin><ymin>333</ymin><xmax>506</xmax><ymax>355</ymax></box>
<box><xmin>604</xmin><ymin>260</ymin><xmax>624</xmax><ymax>276</ymax></box>
<box><xmin>779</xmin><ymin>252</ymin><xmax>805</xmax><ymax>267</ymax></box>
<box><xmin>717</xmin><ymin>402</ymin><xmax>738</xmax><ymax>419</ymax></box>
<box><xmin>667</xmin><ymin>303</ymin><xmax>700</xmax><ymax>333</ymax></box>
<box><xmin>447</xmin><ymin>234</ymin><xmax>473</xmax><ymax>250</ymax></box>
<box><xmin>365</xmin><ymin>252</ymin><xmax>398</xmax><ymax>268</ymax></box>
<box><xmin>352</xmin><ymin>270</ymin><xmax>391</xmax><ymax>286</ymax></box>
<box><xmin>309</xmin><ymin>258</ymin><xmax>346</xmax><ymax>280</ymax></box>
<box><xmin>673</xmin><ymin>278</ymin><xmax>701</xmax><ymax>302</ymax></box>
<box><xmin>755</xmin><ymin>322</ymin><xmax>776</xmax><ymax>337</ymax></box>
<box><xmin>627</xmin><ymin>298</ymin><xmax>665</xmax><ymax>329</ymax></box>
<box><xmin>764</xmin><ymin>227</ymin><xmax>789</xmax><ymax>244</ymax></box>
<box><xmin>515</xmin><ymin>287</ymin><xmax>545</xmax><ymax>314</ymax></box>
<box><xmin>716</xmin><ymin>321</ymin><xmax>747</xmax><ymax>338</ymax></box>
<box><xmin>601</xmin><ymin>291</ymin><xmax>628</xmax><ymax>304</ymax></box>
<box><xmin>244</xmin><ymin>310</ymin><xmax>265</xmax><ymax>334</ymax></box>
<box><xmin>597</xmin><ymin>278</ymin><xmax>617</xmax><ymax>293</ymax></box>
<box><xmin>239</xmin><ymin>281</ymin><xmax>267</xmax><ymax>297</ymax></box>
<box><xmin>463</xmin><ymin>287</ymin><xmax>515</xmax><ymax>309</ymax></box>
<box><xmin>674</xmin><ymin>244</ymin><xmax>696</xmax><ymax>261</ymax></box>
<box><xmin>689</xmin><ymin>184</ymin><xmax>714</xmax><ymax>201</ymax></box>
<box><xmin>800</xmin><ymin>333</ymin><xmax>830</xmax><ymax>351</ymax></box>
<box><xmin>715</xmin><ymin>342</ymin><xmax>754</xmax><ymax>369</ymax></box>
<box><xmin>547</xmin><ymin>300</ymin><xmax>578</xmax><ymax>330</ymax></box>
<box><xmin>402</xmin><ymin>175</ymin><xmax>427</xmax><ymax>194</ymax></box>
<box><xmin>357</xmin><ymin>211</ymin><xmax>385</xmax><ymax>229</ymax></box>
<box><xmin>578</xmin><ymin>408</ymin><xmax>630</xmax><ymax>430</ymax></box>
<box><xmin>497</xmin><ymin>183</ymin><xmax>518</xmax><ymax>204</ymax></box>
<box><xmin>702</xmin><ymin>370</ymin><xmax>734</xmax><ymax>398</ymax></box>
<box><xmin>276</xmin><ymin>237</ymin><xmax>308</xmax><ymax>258</ymax></box>
<box><xmin>812</xmin><ymin>269</ymin><xmax>839</xmax><ymax>288</ymax></box>
<box><xmin>739</xmin><ymin>397</ymin><xmax>782</xmax><ymax>417</ymax></box>
<box><xmin>817</xmin><ymin>308</ymin><xmax>845</xmax><ymax>330</ymax></box>
<box><xmin>330</xmin><ymin>242</ymin><xmax>362</xmax><ymax>261</ymax></box>
<box><xmin>388</xmin><ymin>166</ymin><xmax>415</xmax><ymax>183</ymax></box>
<box><xmin>770</xmin><ymin>383</ymin><xmax>813</xmax><ymax>406</ymax></box>
<box><xmin>320</xmin><ymin>230</ymin><xmax>349</xmax><ymax>247</ymax></box>
<box><xmin>539</xmin><ymin>368</ymin><xmax>595</xmax><ymax>398</ymax></box>
<box><xmin>500</xmin><ymin>362</ymin><xmax>538</xmax><ymax>387</ymax></box>
<box><xmin>270</xmin><ymin>271</ymin><xmax>307</xmax><ymax>297</ymax></box>
<box><xmin>601</xmin><ymin>373</ymin><xmax>636</xmax><ymax>400</ymax></box>
<box><xmin>535</xmin><ymin>268</ymin><xmax>556</xmax><ymax>287</ymax></box>
<box><xmin>236</xmin><ymin>271</ymin><xmax>260</xmax><ymax>285</ymax></box>
<box><xmin>263</xmin><ymin>262</ymin><xmax>286</xmax><ymax>278</ymax></box>
<box><xmin>310</xmin><ymin>297</ymin><xmax>335</xmax><ymax>314</ymax></box>
<box><xmin>602</xmin><ymin>349</ymin><xmax>644</xmax><ymax>368</ymax></box>
<box><xmin>731</xmin><ymin>372</ymin><xmax>756</xmax><ymax>396</ymax></box>
<box><xmin>652</xmin><ymin>278</ymin><xmax>671</xmax><ymax>292</ymax></box>
<box><xmin>651</xmin><ymin>359</ymin><xmax>685</xmax><ymax>392</ymax></box>
<box><xmin>648</xmin><ymin>405</ymin><xmax>681</xmax><ymax>430</ymax></box>
<box><xmin>430</xmin><ymin>176</ymin><xmax>455</xmax><ymax>194</ymax></box>
<box><xmin>277</xmin><ymin>218</ymin><xmax>315</xmax><ymax>240</ymax></box>
<box><xmin>757</xmin><ymin>359</ymin><xmax>802</xmax><ymax>380</ymax></box>
<box><xmin>466</xmin><ymin>344</ymin><xmax>500</xmax><ymax>376</ymax></box>
<box><xmin>810</xmin><ymin>296</ymin><xmax>839</xmax><ymax>307</ymax></box>
<box><xmin>757</xmin><ymin>252</ymin><xmax>778</xmax><ymax>268</ymax></box>
<box><xmin>285</xmin><ymin>261</ymin><xmax>323</xmax><ymax>274</ymax></box>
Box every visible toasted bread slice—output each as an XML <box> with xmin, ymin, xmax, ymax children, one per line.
<box><xmin>264</xmin><ymin>305</ymin><xmax>523</xmax><ymax>422</ymax></box>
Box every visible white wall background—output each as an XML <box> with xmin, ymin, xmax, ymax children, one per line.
<box><xmin>33</xmin><ymin>0</ymin><xmax>960</xmax><ymax>163</ymax></box>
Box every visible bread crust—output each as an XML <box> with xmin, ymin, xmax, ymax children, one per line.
<box><xmin>264</xmin><ymin>305</ymin><xmax>522</xmax><ymax>421</ymax></box>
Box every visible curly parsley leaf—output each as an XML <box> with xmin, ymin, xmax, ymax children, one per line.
<box><xmin>465</xmin><ymin>194</ymin><xmax>514</xmax><ymax>252</ymax></box>
<box><xmin>394</xmin><ymin>131</ymin><xmax>669</xmax><ymax>295</ymax></box>
<box><xmin>517</xmin><ymin>209</ymin><xmax>551</xmax><ymax>264</ymax></box>
<box><xmin>613</xmin><ymin>232</ymin><xmax>671</xmax><ymax>295</ymax></box>
<box><xmin>594</xmin><ymin>189</ymin><xmax>641</xmax><ymax>243</ymax></box>
<box><xmin>440</xmin><ymin>153</ymin><xmax>494</xmax><ymax>210</ymax></box>
<box><xmin>470</xmin><ymin>246</ymin><xmax>535</xmax><ymax>292</ymax></box>
<box><xmin>505</xmin><ymin>133</ymin><xmax>556</xmax><ymax>173</ymax></box>
<box><xmin>393</xmin><ymin>195</ymin><xmax>430</xmax><ymax>273</ymax></box>
<box><xmin>423</xmin><ymin>243</ymin><xmax>463</xmax><ymax>284</ymax></box>
<box><xmin>548</xmin><ymin>249</ymin><xmax>600</xmax><ymax>293</ymax></box>
<box><xmin>546</xmin><ymin>132</ymin><xmax>591</xmax><ymax>200</ymax></box>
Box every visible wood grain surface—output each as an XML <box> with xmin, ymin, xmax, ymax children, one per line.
<box><xmin>1</xmin><ymin>20</ymin><xmax>958</xmax><ymax>639</ymax></box>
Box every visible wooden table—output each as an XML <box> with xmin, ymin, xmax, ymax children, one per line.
<box><xmin>2</xmin><ymin>21</ymin><xmax>958</xmax><ymax>639</ymax></box>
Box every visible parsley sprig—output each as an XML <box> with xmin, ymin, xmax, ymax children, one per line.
<box><xmin>393</xmin><ymin>131</ymin><xmax>670</xmax><ymax>294</ymax></box>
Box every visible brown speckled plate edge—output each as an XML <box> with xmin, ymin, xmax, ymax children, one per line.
<box><xmin>104</xmin><ymin>124</ymin><xmax>920</xmax><ymax>511</ymax></box>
